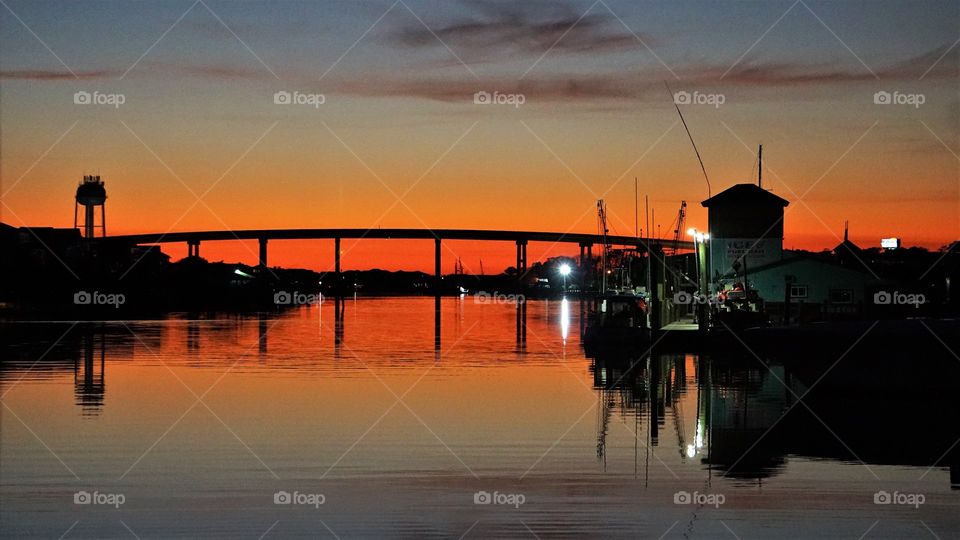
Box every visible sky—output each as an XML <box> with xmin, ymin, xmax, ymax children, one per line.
<box><xmin>1</xmin><ymin>0</ymin><xmax>957</xmax><ymax>273</ymax></box>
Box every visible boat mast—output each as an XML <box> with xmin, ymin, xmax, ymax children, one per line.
<box><xmin>598</xmin><ymin>200</ymin><xmax>609</xmax><ymax>293</ymax></box>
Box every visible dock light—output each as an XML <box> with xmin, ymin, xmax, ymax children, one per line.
<box><xmin>559</xmin><ymin>263</ymin><xmax>571</xmax><ymax>291</ymax></box>
<box><xmin>687</xmin><ymin>228</ymin><xmax>709</xmax><ymax>243</ymax></box>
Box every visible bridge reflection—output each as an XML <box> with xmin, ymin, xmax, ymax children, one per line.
<box><xmin>2</xmin><ymin>315</ymin><xmax>957</xmax><ymax>489</ymax></box>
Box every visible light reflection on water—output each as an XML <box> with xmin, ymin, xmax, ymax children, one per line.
<box><xmin>1</xmin><ymin>297</ymin><xmax>958</xmax><ymax>538</ymax></box>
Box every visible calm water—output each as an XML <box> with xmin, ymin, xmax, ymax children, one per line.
<box><xmin>1</xmin><ymin>298</ymin><xmax>958</xmax><ymax>538</ymax></box>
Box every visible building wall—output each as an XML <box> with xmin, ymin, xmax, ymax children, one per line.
<box><xmin>709</xmin><ymin>237</ymin><xmax>783</xmax><ymax>280</ymax></box>
<box><xmin>707</xmin><ymin>203</ymin><xmax>784</xmax><ymax>239</ymax></box>
<box><xmin>747</xmin><ymin>257</ymin><xmax>870</xmax><ymax>305</ymax></box>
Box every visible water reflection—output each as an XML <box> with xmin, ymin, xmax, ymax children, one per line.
<box><xmin>3</xmin><ymin>307</ymin><xmax>958</xmax><ymax>491</ymax></box>
<box><xmin>589</xmin><ymin>351</ymin><xmax>960</xmax><ymax>488</ymax></box>
<box><xmin>74</xmin><ymin>328</ymin><xmax>105</xmax><ymax>416</ymax></box>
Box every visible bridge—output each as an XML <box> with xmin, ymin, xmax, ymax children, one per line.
<box><xmin>104</xmin><ymin>227</ymin><xmax>693</xmax><ymax>278</ymax></box>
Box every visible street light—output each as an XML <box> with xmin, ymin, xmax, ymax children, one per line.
<box><xmin>559</xmin><ymin>263</ymin><xmax>571</xmax><ymax>292</ymax></box>
<box><xmin>687</xmin><ymin>228</ymin><xmax>710</xmax><ymax>332</ymax></box>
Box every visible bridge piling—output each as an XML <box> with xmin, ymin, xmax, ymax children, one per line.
<box><xmin>187</xmin><ymin>239</ymin><xmax>200</xmax><ymax>258</ymax></box>
<box><xmin>434</xmin><ymin>237</ymin><xmax>441</xmax><ymax>291</ymax></box>
<box><xmin>515</xmin><ymin>240</ymin><xmax>527</xmax><ymax>289</ymax></box>
<box><xmin>334</xmin><ymin>237</ymin><xmax>341</xmax><ymax>295</ymax></box>
<box><xmin>258</xmin><ymin>238</ymin><xmax>268</xmax><ymax>267</ymax></box>
<box><xmin>579</xmin><ymin>242</ymin><xmax>592</xmax><ymax>291</ymax></box>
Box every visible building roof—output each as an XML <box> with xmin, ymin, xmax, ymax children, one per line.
<box><xmin>701</xmin><ymin>184</ymin><xmax>789</xmax><ymax>208</ymax></box>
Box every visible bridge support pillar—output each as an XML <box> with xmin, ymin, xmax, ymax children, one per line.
<box><xmin>334</xmin><ymin>238</ymin><xmax>341</xmax><ymax>294</ymax></box>
<box><xmin>434</xmin><ymin>237</ymin><xmax>442</xmax><ymax>292</ymax></box>
<box><xmin>258</xmin><ymin>238</ymin><xmax>268</xmax><ymax>268</ymax></box>
<box><xmin>187</xmin><ymin>239</ymin><xmax>200</xmax><ymax>258</ymax></box>
<box><xmin>579</xmin><ymin>243</ymin><xmax>592</xmax><ymax>291</ymax></box>
<box><xmin>515</xmin><ymin>240</ymin><xmax>527</xmax><ymax>288</ymax></box>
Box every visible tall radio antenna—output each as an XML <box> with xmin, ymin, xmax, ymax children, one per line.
<box><xmin>665</xmin><ymin>82</ymin><xmax>711</xmax><ymax>198</ymax></box>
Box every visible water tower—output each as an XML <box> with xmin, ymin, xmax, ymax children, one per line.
<box><xmin>74</xmin><ymin>175</ymin><xmax>107</xmax><ymax>238</ymax></box>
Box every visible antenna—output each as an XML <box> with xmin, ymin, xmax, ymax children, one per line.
<box><xmin>758</xmin><ymin>144</ymin><xmax>763</xmax><ymax>188</ymax></box>
<box><xmin>634</xmin><ymin>177</ymin><xmax>639</xmax><ymax>238</ymax></box>
<box><xmin>665</xmin><ymin>82</ymin><xmax>711</xmax><ymax>198</ymax></box>
<box><xmin>645</xmin><ymin>195</ymin><xmax>650</xmax><ymax>242</ymax></box>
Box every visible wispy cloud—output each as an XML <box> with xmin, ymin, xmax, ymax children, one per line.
<box><xmin>383</xmin><ymin>0</ymin><xmax>653</xmax><ymax>59</ymax></box>
<box><xmin>148</xmin><ymin>62</ymin><xmax>266</xmax><ymax>80</ymax></box>
<box><xmin>327</xmin><ymin>42</ymin><xmax>959</xmax><ymax>104</ymax></box>
<box><xmin>4</xmin><ymin>40</ymin><xmax>955</xmax><ymax>108</ymax></box>
<box><xmin>0</xmin><ymin>69</ymin><xmax>118</xmax><ymax>80</ymax></box>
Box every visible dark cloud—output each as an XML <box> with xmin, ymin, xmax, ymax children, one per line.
<box><xmin>149</xmin><ymin>62</ymin><xmax>266</xmax><ymax>80</ymax></box>
<box><xmin>0</xmin><ymin>69</ymin><xmax>119</xmax><ymax>80</ymax></box>
<box><xmin>718</xmin><ymin>44</ymin><xmax>959</xmax><ymax>86</ymax></box>
<box><xmin>3</xmin><ymin>40</ymin><xmax>954</xmax><ymax>108</ymax></box>
<box><xmin>384</xmin><ymin>1</ymin><xmax>651</xmax><ymax>58</ymax></box>
<box><xmin>326</xmin><ymin>43</ymin><xmax>958</xmax><ymax>104</ymax></box>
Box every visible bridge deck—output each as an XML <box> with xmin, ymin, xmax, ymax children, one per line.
<box><xmin>103</xmin><ymin>228</ymin><xmax>694</xmax><ymax>250</ymax></box>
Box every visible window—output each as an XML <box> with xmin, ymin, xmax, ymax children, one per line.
<box><xmin>828</xmin><ymin>288</ymin><xmax>854</xmax><ymax>304</ymax></box>
<box><xmin>789</xmin><ymin>285</ymin><xmax>808</xmax><ymax>299</ymax></box>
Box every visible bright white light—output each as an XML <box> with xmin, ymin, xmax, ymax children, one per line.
<box><xmin>559</xmin><ymin>263</ymin><xmax>571</xmax><ymax>276</ymax></box>
<box><xmin>686</xmin><ymin>444</ymin><xmax>696</xmax><ymax>458</ymax></box>
<box><xmin>688</xmin><ymin>228</ymin><xmax>710</xmax><ymax>243</ymax></box>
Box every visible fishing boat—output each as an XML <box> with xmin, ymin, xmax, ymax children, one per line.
<box><xmin>583</xmin><ymin>200</ymin><xmax>651</xmax><ymax>356</ymax></box>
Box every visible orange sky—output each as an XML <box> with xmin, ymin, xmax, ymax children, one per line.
<box><xmin>1</xmin><ymin>0</ymin><xmax>957</xmax><ymax>272</ymax></box>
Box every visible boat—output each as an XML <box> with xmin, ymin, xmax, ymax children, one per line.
<box><xmin>583</xmin><ymin>292</ymin><xmax>650</xmax><ymax>356</ymax></box>
<box><xmin>582</xmin><ymin>200</ymin><xmax>652</xmax><ymax>356</ymax></box>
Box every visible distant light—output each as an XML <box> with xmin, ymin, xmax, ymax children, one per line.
<box><xmin>686</xmin><ymin>444</ymin><xmax>696</xmax><ymax>458</ymax></box>
<box><xmin>881</xmin><ymin>237</ymin><xmax>900</xmax><ymax>249</ymax></box>
<box><xmin>688</xmin><ymin>228</ymin><xmax>710</xmax><ymax>243</ymax></box>
<box><xmin>559</xmin><ymin>263</ymin><xmax>571</xmax><ymax>276</ymax></box>
<box><xmin>234</xmin><ymin>268</ymin><xmax>253</xmax><ymax>278</ymax></box>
